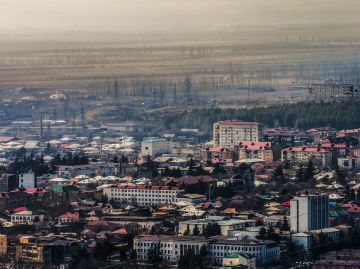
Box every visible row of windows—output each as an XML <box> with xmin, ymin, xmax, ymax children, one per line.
<box><xmin>110</xmin><ymin>189</ymin><xmax>175</xmax><ymax>193</ymax></box>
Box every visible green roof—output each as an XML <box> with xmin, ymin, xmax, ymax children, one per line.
<box><xmin>225</xmin><ymin>252</ymin><xmax>255</xmax><ymax>259</ymax></box>
<box><xmin>50</xmin><ymin>184</ymin><xmax>79</xmax><ymax>193</ymax></box>
<box><xmin>142</xmin><ymin>137</ymin><xmax>167</xmax><ymax>143</ymax></box>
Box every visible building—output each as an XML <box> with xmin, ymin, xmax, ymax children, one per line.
<box><xmin>290</xmin><ymin>194</ymin><xmax>329</xmax><ymax>233</ymax></box>
<box><xmin>178</xmin><ymin>218</ymin><xmax>256</xmax><ymax>236</ymax></box>
<box><xmin>337</xmin><ymin>156</ymin><xmax>360</xmax><ymax>171</ymax></box>
<box><xmin>209</xmin><ymin>236</ymin><xmax>279</xmax><ymax>265</ymax></box>
<box><xmin>18</xmin><ymin>172</ymin><xmax>36</xmax><ymax>188</ymax></box>
<box><xmin>103</xmin><ymin>185</ymin><xmax>179</xmax><ymax>206</ymax></box>
<box><xmin>235</xmin><ymin>141</ymin><xmax>273</xmax><ymax>163</ymax></box>
<box><xmin>141</xmin><ymin>137</ymin><xmax>172</xmax><ymax>157</ymax></box>
<box><xmin>15</xmin><ymin>236</ymin><xmax>79</xmax><ymax>268</ymax></box>
<box><xmin>133</xmin><ymin>235</ymin><xmax>279</xmax><ymax>266</ymax></box>
<box><xmin>281</xmin><ymin>147</ymin><xmax>333</xmax><ymax>168</ymax></box>
<box><xmin>58</xmin><ymin>212</ymin><xmax>80</xmax><ymax>224</ymax></box>
<box><xmin>222</xmin><ymin>252</ymin><xmax>256</xmax><ymax>269</ymax></box>
<box><xmin>57</xmin><ymin>162</ymin><xmax>119</xmax><ymax>178</ymax></box>
<box><xmin>11</xmin><ymin>210</ymin><xmax>44</xmax><ymax>224</ymax></box>
<box><xmin>213</xmin><ymin>120</ymin><xmax>262</xmax><ymax>149</ymax></box>
<box><xmin>200</xmin><ymin>147</ymin><xmax>233</xmax><ymax>163</ymax></box>
<box><xmin>177</xmin><ymin>193</ymin><xmax>207</xmax><ymax>204</ymax></box>
<box><xmin>0</xmin><ymin>174</ymin><xmax>18</xmax><ymax>192</ymax></box>
<box><xmin>264</xmin><ymin>128</ymin><xmax>314</xmax><ymax>146</ymax></box>
<box><xmin>134</xmin><ymin>235</ymin><xmax>208</xmax><ymax>263</ymax></box>
<box><xmin>0</xmin><ymin>235</ymin><xmax>7</xmax><ymax>255</ymax></box>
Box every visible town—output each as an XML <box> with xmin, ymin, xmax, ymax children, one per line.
<box><xmin>0</xmin><ymin>113</ymin><xmax>360</xmax><ymax>269</ymax></box>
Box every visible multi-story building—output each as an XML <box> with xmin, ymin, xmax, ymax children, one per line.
<box><xmin>178</xmin><ymin>218</ymin><xmax>256</xmax><ymax>236</ymax></box>
<box><xmin>290</xmin><ymin>194</ymin><xmax>329</xmax><ymax>233</ymax></box>
<box><xmin>337</xmin><ymin>156</ymin><xmax>360</xmax><ymax>171</ymax></box>
<box><xmin>213</xmin><ymin>120</ymin><xmax>262</xmax><ymax>150</ymax></box>
<box><xmin>103</xmin><ymin>185</ymin><xmax>179</xmax><ymax>206</ymax></box>
<box><xmin>0</xmin><ymin>234</ymin><xmax>7</xmax><ymax>255</ymax></box>
<box><xmin>15</xmin><ymin>236</ymin><xmax>79</xmax><ymax>268</ymax></box>
<box><xmin>18</xmin><ymin>172</ymin><xmax>36</xmax><ymax>188</ymax></box>
<box><xmin>209</xmin><ymin>236</ymin><xmax>280</xmax><ymax>265</ymax></box>
<box><xmin>57</xmin><ymin>162</ymin><xmax>119</xmax><ymax>178</ymax></box>
<box><xmin>200</xmin><ymin>147</ymin><xmax>233</xmax><ymax>163</ymax></box>
<box><xmin>141</xmin><ymin>137</ymin><xmax>172</xmax><ymax>157</ymax></box>
<box><xmin>0</xmin><ymin>174</ymin><xmax>18</xmax><ymax>192</ymax></box>
<box><xmin>281</xmin><ymin>147</ymin><xmax>333</xmax><ymax>168</ymax></box>
<box><xmin>11</xmin><ymin>210</ymin><xmax>44</xmax><ymax>224</ymax></box>
<box><xmin>133</xmin><ymin>235</ymin><xmax>279</xmax><ymax>266</ymax></box>
<box><xmin>235</xmin><ymin>141</ymin><xmax>273</xmax><ymax>162</ymax></box>
<box><xmin>134</xmin><ymin>235</ymin><xmax>208</xmax><ymax>263</ymax></box>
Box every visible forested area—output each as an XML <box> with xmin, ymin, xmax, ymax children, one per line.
<box><xmin>162</xmin><ymin>100</ymin><xmax>360</xmax><ymax>135</ymax></box>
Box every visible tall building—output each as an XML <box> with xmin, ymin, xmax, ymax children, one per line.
<box><xmin>213</xmin><ymin>120</ymin><xmax>262</xmax><ymax>149</ymax></box>
<box><xmin>18</xmin><ymin>173</ymin><xmax>36</xmax><ymax>188</ymax></box>
<box><xmin>290</xmin><ymin>194</ymin><xmax>329</xmax><ymax>233</ymax></box>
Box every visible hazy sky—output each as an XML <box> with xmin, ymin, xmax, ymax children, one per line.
<box><xmin>1</xmin><ymin>0</ymin><xmax>360</xmax><ymax>31</ymax></box>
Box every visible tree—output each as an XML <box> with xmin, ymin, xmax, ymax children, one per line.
<box><xmin>148</xmin><ymin>242</ymin><xmax>162</xmax><ymax>266</ymax></box>
<box><xmin>282</xmin><ymin>216</ymin><xmax>289</xmax><ymax>231</ymax></box>
<box><xmin>256</xmin><ymin>227</ymin><xmax>267</xmax><ymax>240</ymax></box>
<box><xmin>192</xmin><ymin>225</ymin><xmax>200</xmax><ymax>236</ymax></box>
<box><xmin>93</xmin><ymin>239</ymin><xmax>115</xmax><ymax>262</ymax></box>
<box><xmin>305</xmin><ymin>160</ymin><xmax>315</xmax><ymax>181</ymax></box>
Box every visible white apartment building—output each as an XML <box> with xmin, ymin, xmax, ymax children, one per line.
<box><xmin>10</xmin><ymin>211</ymin><xmax>44</xmax><ymax>224</ymax></box>
<box><xmin>236</xmin><ymin>141</ymin><xmax>273</xmax><ymax>162</ymax></box>
<box><xmin>213</xmin><ymin>120</ymin><xmax>262</xmax><ymax>150</ymax></box>
<box><xmin>133</xmin><ymin>235</ymin><xmax>280</xmax><ymax>266</ymax></box>
<box><xmin>290</xmin><ymin>194</ymin><xmax>329</xmax><ymax>233</ymax></box>
<box><xmin>141</xmin><ymin>137</ymin><xmax>172</xmax><ymax>157</ymax></box>
<box><xmin>103</xmin><ymin>185</ymin><xmax>179</xmax><ymax>206</ymax></box>
<box><xmin>281</xmin><ymin>147</ymin><xmax>332</xmax><ymax>168</ymax></box>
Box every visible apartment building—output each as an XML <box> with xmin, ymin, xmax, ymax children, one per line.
<box><xmin>103</xmin><ymin>185</ymin><xmax>179</xmax><ymax>206</ymax></box>
<box><xmin>281</xmin><ymin>147</ymin><xmax>333</xmax><ymax>168</ymax></box>
<box><xmin>235</xmin><ymin>141</ymin><xmax>273</xmax><ymax>162</ymax></box>
<box><xmin>213</xmin><ymin>120</ymin><xmax>262</xmax><ymax>150</ymax></box>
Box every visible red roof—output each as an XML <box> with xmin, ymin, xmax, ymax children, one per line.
<box><xmin>13</xmin><ymin>207</ymin><xmax>27</xmax><ymax>213</ymax></box>
<box><xmin>319</xmin><ymin>143</ymin><xmax>349</xmax><ymax>149</ymax></box>
<box><xmin>282</xmin><ymin>147</ymin><xmax>327</xmax><ymax>153</ymax></box>
<box><xmin>105</xmin><ymin>185</ymin><xmax>179</xmax><ymax>191</ymax></box>
<box><xmin>280</xmin><ymin>201</ymin><xmax>291</xmax><ymax>207</ymax></box>
<box><xmin>59</xmin><ymin>212</ymin><xmax>79</xmax><ymax>219</ymax></box>
<box><xmin>238</xmin><ymin>141</ymin><xmax>272</xmax><ymax>150</ymax></box>
<box><xmin>0</xmin><ymin>136</ymin><xmax>15</xmax><ymax>143</ymax></box>
<box><xmin>111</xmin><ymin>228</ymin><xmax>127</xmax><ymax>235</ymax></box>
<box><xmin>176</xmin><ymin>175</ymin><xmax>216</xmax><ymax>185</ymax></box>
<box><xmin>12</xmin><ymin>188</ymin><xmax>48</xmax><ymax>194</ymax></box>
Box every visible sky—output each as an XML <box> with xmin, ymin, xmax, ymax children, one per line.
<box><xmin>1</xmin><ymin>0</ymin><xmax>360</xmax><ymax>31</ymax></box>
